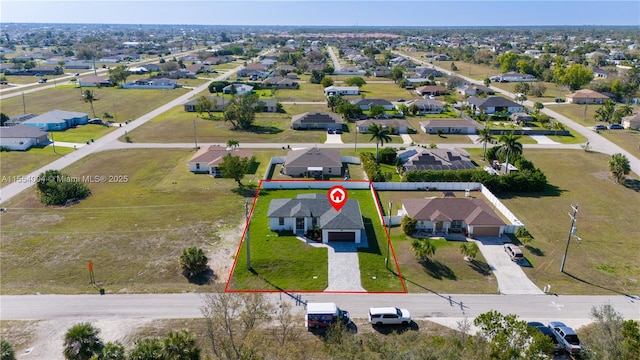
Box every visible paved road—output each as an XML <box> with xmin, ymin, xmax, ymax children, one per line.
<box><xmin>395</xmin><ymin>51</ymin><xmax>640</xmax><ymax>177</ymax></box>
<box><xmin>326</xmin><ymin>46</ymin><xmax>343</xmax><ymax>72</ymax></box>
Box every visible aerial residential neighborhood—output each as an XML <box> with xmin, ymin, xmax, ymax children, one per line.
<box><xmin>0</xmin><ymin>1</ymin><xmax>639</xmax><ymax>359</ymax></box>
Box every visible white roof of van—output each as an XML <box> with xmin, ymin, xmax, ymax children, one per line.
<box><xmin>307</xmin><ymin>303</ymin><xmax>337</xmax><ymax>313</ymax></box>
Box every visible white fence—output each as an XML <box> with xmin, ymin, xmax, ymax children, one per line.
<box><xmin>260</xmin><ymin>180</ymin><xmax>371</xmax><ymax>190</ymax></box>
<box><xmin>372</xmin><ymin>182</ymin><xmax>482</xmax><ymax>191</ymax></box>
<box><xmin>480</xmin><ymin>185</ymin><xmax>524</xmax><ymax>230</ymax></box>
<box><xmin>264</xmin><ymin>157</ymin><xmax>286</xmax><ymax>180</ymax></box>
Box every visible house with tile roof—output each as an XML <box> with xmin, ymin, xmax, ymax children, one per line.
<box><xmin>267</xmin><ymin>193</ymin><xmax>365</xmax><ymax>243</ymax></box>
<box><xmin>405</xmin><ymin>98</ymin><xmax>445</xmax><ymax>114</ymax></box>
<box><xmin>283</xmin><ymin>147</ymin><xmax>343</xmax><ymax>177</ymax></box>
<box><xmin>565</xmin><ymin>89</ymin><xmax>609</xmax><ymax>104</ymax></box>
<box><xmin>187</xmin><ymin>146</ymin><xmax>253</xmax><ymax>176</ymax></box>
<box><xmin>415</xmin><ymin>85</ymin><xmax>448</xmax><ymax>97</ymax></box>
<box><xmin>355</xmin><ymin>119</ymin><xmax>413</xmax><ymax>134</ymax></box>
<box><xmin>351</xmin><ymin>98</ymin><xmax>394</xmax><ymax>111</ymax></box>
<box><xmin>622</xmin><ymin>113</ymin><xmax>640</xmax><ymax>130</ymax></box>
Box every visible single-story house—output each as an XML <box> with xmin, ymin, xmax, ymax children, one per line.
<box><xmin>4</xmin><ymin>114</ymin><xmax>38</xmax><ymax>127</ymax></box>
<box><xmin>222</xmin><ymin>83</ymin><xmax>254</xmax><ymax>95</ymax></box>
<box><xmin>401</xmin><ymin>197</ymin><xmax>506</xmax><ymax>237</ymax></box>
<box><xmin>257</xmin><ymin>99</ymin><xmax>278</xmax><ymax>113</ymax></box>
<box><xmin>162</xmin><ymin>69</ymin><xmax>197</xmax><ymax>79</ymax></box>
<box><xmin>467</xmin><ymin>96</ymin><xmax>523</xmax><ymax>115</ymax></box>
<box><xmin>283</xmin><ymin>147</ymin><xmax>343</xmax><ymax>177</ymax></box>
<box><xmin>78</xmin><ymin>76</ymin><xmax>115</xmax><ymax>87</ymax></box>
<box><xmin>275</xmin><ymin>65</ymin><xmax>295</xmax><ymax>73</ymax></box>
<box><xmin>63</xmin><ymin>61</ymin><xmax>93</xmax><ymax>70</ymax></box>
<box><xmin>21</xmin><ymin>110</ymin><xmax>89</xmax><ymax>131</ymax></box>
<box><xmin>351</xmin><ymin>98</ymin><xmax>394</xmax><ymax>111</ymax></box>
<box><xmin>510</xmin><ymin>112</ymin><xmax>534</xmax><ymax>125</ymax></box>
<box><xmin>267</xmin><ymin>193</ymin><xmax>365</xmax><ymax>243</ymax></box>
<box><xmin>188</xmin><ymin>146</ymin><xmax>253</xmax><ymax>176</ymax></box>
<box><xmin>415</xmin><ymin>85</ymin><xmax>448</xmax><ymax>97</ymax></box>
<box><xmin>565</xmin><ymin>89</ymin><xmax>609</xmax><ymax>104</ymax></box>
<box><xmin>121</xmin><ymin>78</ymin><xmax>180</xmax><ymax>89</ymax></box>
<box><xmin>237</xmin><ymin>64</ymin><xmax>268</xmax><ymax>77</ymax></box>
<box><xmin>291</xmin><ymin>112</ymin><xmax>343</xmax><ymax>130</ymax></box>
<box><xmin>183</xmin><ymin>96</ymin><xmax>230</xmax><ymax>112</ymax></box>
<box><xmin>259</xmin><ymin>58</ymin><xmax>277</xmax><ymax>67</ymax></box>
<box><xmin>432</xmin><ymin>54</ymin><xmax>452</xmax><ymax>61</ymax></box>
<box><xmin>0</xmin><ymin>125</ymin><xmax>50</xmax><ymax>150</ymax></box>
<box><xmin>397</xmin><ymin>147</ymin><xmax>475</xmax><ymax>171</ymax></box>
<box><xmin>405</xmin><ymin>98</ymin><xmax>445</xmax><ymax>114</ymax></box>
<box><xmin>413</xmin><ymin>67</ymin><xmax>442</xmax><ymax>78</ymax></box>
<box><xmin>420</xmin><ymin>119</ymin><xmax>480</xmax><ymax>135</ymax></box>
<box><xmin>262</xmin><ymin>76</ymin><xmax>299</xmax><ymax>89</ymax></box>
<box><xmin>458</xmin><ymin>84</ymin><xmax>494</xmax><ymax>96</ymax></box>
<box><xmin>373</xmin><ymin>67</ymin><xmax>391</xmax><ymax>77</ymax></box>
<box><xmin>355</xmin><ymin>119</ymin><xmax>413</xmax><ymax>134</ymax></box>
<box><xmin>622</xmin><ymin>113</ymin><xmax>640</xmax><ymax>130</ymax></box>
<box><xmin>324</xmin><ymin>86</ymin><xmax>359</xmax><ymax>96</ymax></box>
<box><xmin>492</xmin><ymin>72</ymin><xmax>536</xmax><ymax>82</ymax></box>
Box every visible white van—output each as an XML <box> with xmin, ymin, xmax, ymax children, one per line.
<box><xmin>368</xmin><ymin>306</ymin><xmax>411</xmax><ymax>326</ymax></box>
<box><xmin>305</xmin><ymin>303</ymin><xmax>350</xmax><ymax>330</ymax></box>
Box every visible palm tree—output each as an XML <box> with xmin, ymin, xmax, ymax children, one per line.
<box><xmin>609</xmin><ymin>153</ymin><xmax>630</xmax><ymax>184</ymax></box>
<box><xmin>63</xmin><ymin>323</ymin><xmax>104</xmax><ymax>360</ymax></box>
<box><xmin>226</xmin><ymin>139</ymin><xmax>240</xmax><ymax>149</ymax></box>
<box><xmin>460</xmin><ymin>241</ymin><xmax>480</xmax><ymax>261</ymax></box>
<box><xmin>497</xmin><ymin>132</ymin><xmax>523</xmax><ymax>174</ymax></box>
<box><xmin>82</xmin><ymin>90</ymin><xmax>97</xmax><ymax>118</ymax></box>
<box><xmin>128</xmin><ymin>338</ymin><xmax>162</xmax><ymax>360</ymax></box>
<box><xmin>179</xmin><ymin>247</ymin><xmax>208</xmax><ymax>278</ymax></box>
<box><xmin>102</xmin><ymin>341</ymin><xmax>126</xmax><ymax>360</ymax></box>
<box><xmin>162</xmin><ymin>330</ymin><xmax>201</xmax><ymax>360</ymax></box>
<box><xmin>411</xmin><ymin>239</ymin><xmax>436</xmax><ymax>262</ymax></box>
<box><xmin>476</xmin><ymin>126</ymin><xmax>495</xmax><ymax>161</ymax></box>
<box><xmin>368</xmin><ymin>124</ymin><xmax>392</xmax><ymax>163</ymax></box>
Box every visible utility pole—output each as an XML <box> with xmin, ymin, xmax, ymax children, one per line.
<box><xmin>245</xmin><ymin>199</ymin><xmax>252</xmax><ymax>270</ymax></box>
<box><xmin>22</xmin><ymin>92</ymin><xmax>26</xmax><ymax>114</ymax></box>
<box><xmin>560</xmin><ymin>204</ymin><xmax>578</xmax><ymax>273</ymax></box>
<box><xmin>192</xmin><ymin>119</ymin><xmax>198</xmax><ymax>150</ymax></box>
<box><xmin>385</xmin><ymin>201</ymin><xmax>393</xmax><ymax>269</ymax></box>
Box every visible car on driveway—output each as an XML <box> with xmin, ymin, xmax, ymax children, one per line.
<box><xmin>608</xmin><ymin>123</ymin><xmax>624</xmax><ymax>130</ymax></box>
<box><xmin>334</xmin><ymin>128</ymin><xmax>342</xmax><ymax>134</ymax></box>
<box><xmin>548</xmin><ymin>321</ymin><xmax>583</xmax><ymax>355</ymax></box>
<box><xmin>594</xmin><ymin>124</ymin><xmax>607</xmax><ymax>131</ymax></box>
<box><xmin>397</xmin><ymin>98</ymin><xmax>406</xmax><ymax>102</ymax></box>
<box><xmin>368</xmin><ymin>307</ymin><xmax>411</xmax><ymax>326</ymax></box>
<box><xmin>504</xmin><ymin>243</ymin><xmax>523</xmax><ymax>262</ymax></box>
<box><xmin>327</xmin><ymin>128</ymin><xmax>334</xmax><ymax>134</ymax></box>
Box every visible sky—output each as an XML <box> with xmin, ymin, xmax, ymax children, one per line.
<box><xmin>1</xmin><ymin>0</ymin><xmax>639</xmax><ymax>27</ymax></box>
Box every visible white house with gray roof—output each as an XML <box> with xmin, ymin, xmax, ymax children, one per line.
<box><xmin>284</xmin><ymin>147</ymin><xmax>343</xmax><ymax>177</ymax></box>
<box><xmin>0</xmin><ymin>125</ymin><xmax>50</xmax><ymax>150</ymax></box>
<box><xmin>267</xmin><ymin>193</ymin><xmax>365</xmax><ymax>243</ymax></box>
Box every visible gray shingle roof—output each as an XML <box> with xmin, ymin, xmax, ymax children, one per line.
<box><xmin>25</xmin><ymin>110</ymin><xmax>88</xmax><ymax>124</ymax></box>
<box><xmin>267</xmin><ymin>194</ymin><xmax>364</xmax><ymax>230</ymax></box>
<box><xmin>0</xmin><ymin>125</ymin><xmax>48</xmax><ymax>138</ymax></box>
<box><xmin>284</xmin><ymin>147</ymin><xmax>342</xmax><ymax>167</ymax></box>
<box><xmin>291</xmin><ymin>112</ymin><xmax>343</xmax><ymax>125</ymax></box>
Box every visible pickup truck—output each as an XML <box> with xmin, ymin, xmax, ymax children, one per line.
<box><xmin>548</xmin><ymin>321</ymin><xmax>583</xmax><ymax>355</ymax></box>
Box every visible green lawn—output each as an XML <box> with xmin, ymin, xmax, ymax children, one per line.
<box><xmin>51</xmin><ymin>124</ymin><xmax>118</xmax><ymax>143</ymax></box>
<box><xmin>229</xmin><ymin>188</ymin><xmax>406</xmax><ymax>292</ymax></box>
<box><xmin>1</xmin><ymin>146</ymin><xmax>75</xmax><ymax>188</ymax></box>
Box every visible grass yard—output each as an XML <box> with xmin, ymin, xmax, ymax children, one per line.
<box><xmin>500</xmin><ymin>149</ymin><xmax>640</xmax><ymax>295</ymax></box>
<box><xmin>0</xmin><ymin>148</ymin><xmax>280</xmax><ymax>295</ymax></box>
<box><xmin>340</xmin><ymin>123</ymin><xmax>405</xmax><ymax>145</ymax></box>
<box><xmin>281</xmin><ymin>103</ymin><xmax>328</xmax><ymax>115</ymax></box>
<box><xmin>359</xmin><ymin>83</ymin><xmax>420</xmax><ymax>100</ymax></box>
<box><xmin>229</xmin><ymin>188</ymin><xmax>406</xmax><ymax>292</ymax></box>
<box><xmin>51</xmin><ymin>123</ymin><xmax>118</xmax><ymax>143</ymax></box>
<box><xmin>1</xmin><ymin>146</ymin><xmax>75</xmax><ymax>188</ymax></box>
<box><xmin>274</xmin><ymin>83</ymin><xmax>327</xmax><ymax>102</ymax></box>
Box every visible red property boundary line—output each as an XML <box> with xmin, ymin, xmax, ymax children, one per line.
<box><xmin>225</xmin><ymin>179</ymin><xmax>407</xmax><ymax>294</ymax></box>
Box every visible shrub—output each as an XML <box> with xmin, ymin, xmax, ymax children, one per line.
<box><xmin>360</xmin><ymin>152</ymin><xmax>386</xmax><ymax>182</ymax></box>
<box><xmin>179</xmin><ymin>247</ymin><xmax>208</xmax><ymax>278</ymax></box>
<box><xmin>36</xmin><ymin>170</ymin><xmax>91</xmax><ymax>206</ymax></box>
<box><xmin>401</xmin><ymin>216</ymin><xmax>417</xmax><ymax>236</ymax></box>
<box><xmin>377</xmin><ymin>147</ymin><xmax>397</xmax><ymax>165</ymax></box>
<box><xmin>1</xmin><ymin>339</ymin><xmax>15</xmax><ymax>360</ymax></box>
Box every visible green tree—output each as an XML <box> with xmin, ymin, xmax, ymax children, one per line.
<box><xmin>36</xmin><ymin>169</ymin><xmax>91</xmax><ymax>206</ymax></box>
<box><xmin>401</xmin><ymin>216</ymin><xmax>417</xmax><ymax>236</ymax></box>
<box><xmin>320</xmin><ymin>76</ymin><xmax>334</xmax><ymax>88</ymax></box>
<box><xmin>533</xmin><ymin>101</ymin><xmax>544</xmax><ymax>114</ymax></box>
<box><xmin>344</xmin><ymin>77</ymin><xmax>367</xmax><ymax>87</ymax></box>
<box><xmin>497</xmin><ymin>133</ymin><xmax>523</xmax><ymax>173</ymax></box>
<box><xmin>594</xmin><ymin>99</ymin><xmax>616</xmax><ymax>123</ymax></box>
<box><xmin>483</xmin><ymin>77</ymin><xmax>491</xmax><ymax>87</ymax></box>
<box><xmin>369</xmin><ymin>105</ymin><xmax>386</xmax><ymax>118</ymax></box>
<box><xmin>498</xmin><ymin>53</ymin><xmax>519</xmax><ymax>73</ymax></box>
<box><xmin>179</xmin><ymin>247</ymin><xmax>208</xmax><ymax>279</ymax></box>
<box><xmin>223</xmin><ymin>93</ymin><xmax>263</xmax><ymax>130</ymax></box>
<box><xmin>195</xmin><ymin>96</ymin><xmax>216</xmax><ymax>119</ymax></box>
<box><xmin>335</xmin><ymin>102</ymin><xmax>362</xmax><ymax>121</ymax></box>
<box><xmin>309</xmin><ymin>70</ymin><xmax>324</xmax><ymax>84</ymax></box>
<box><xmin>460</xmin><ymin>241</ymin><xmax>479</xmax><ymax>261</ymax></box>
<box><xmin>389</xmin><ymin>66</ymin><xmax>405</xmax><ymax>83</ymax></box>
<box><xmin>0</xmin><ymin>113</ymin><xmax>9</xmax><ymax>126</ymax></box>
<box><xmin>368</xmin><ymin>124</ymin><xmax>392</xmax><ymax>163</ymax></box>
<box><xmin>108</xmin><ymin>65</ymin><xmax>130</xmax><ymax>85</ymax></box>
<box><xmin>609</xmin><ymin>153</ymin><xmax>630</xmax><ymax>184</ymax></box>
<box><xmin>63</xmin><ymin>323</ymin><xmax>104</xmax><ymax>360</ymax></box>
<box><xmin>101</xmin><ymin>341</ymin><xmax>126</xmax><ymax>360</ymax></box>
<box><xmin>162</xmin><ymin>330</ymin><xmax>201</xmax><ymax>360</ymax></box>
<box><xmin>226</xmin><ymin>139</ymin><xmax>240</xmax><ymax>149</ymax></box>
<box><xmin>408</xmin><ymin>103</ymin><xmax>419</xmax><ymax>115</ymax></box>
<box><xmin>219</xmin><ymin>154</ymin><xmax>256</xmax><ymax>188</ymax></box>
<box><xmin>559</xmin><ymin>64</ymin><xmax>594</xmax><ymax>91</ymax></box>
<box><xmin>476</xmin><ymin>126</ymin><xmax>495</xmax><ymax>161</ymax></box>
<box><xmin>622</xmin><ymin>320</ymin><xmax>640</xmax><ymax>360</ymax></box>
<box><xmin>1</xmin><ymin>339</ymin><xmax>15</xmax><ymax>360</ymax></box>
<box><xmin>513</xmin><ymin>82</ymin><xmax>530</xmax><ymax>95</ymax></box>
<box><xmin>327</xmin><ymin>94</ymin><xmax>346</xmax><ymax>112</ymax></box>
<box><xmin>128</xmin><ymin>338</ymin><xmax>163</xmax><ymax>360</ymax></box>
<box><xmin>613</xmin><ymin>104</ymin><xmax>634</xmax><ymax>124</ymax></box>
<box><xmin>411</xmin><ymin>239</ymin><xmax>436</xmax><ymax>262</ymax></box>
<box><xmin>82</xmin><ymin>89</ymin><xmax>97</xmax><ymax>118</ymax></box>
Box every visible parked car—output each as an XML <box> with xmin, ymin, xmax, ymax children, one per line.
<box><xmin>594</xmin><ymin>124</ymin><xmax>607</xmax><ymax>131</ymax></box>
<box><xmin>34</xmin><ymin>73</ymin><xmax>44</xmax><ymax>76</ymax></box>
<box><xmin>528</xmin><ymin>322</ymin><xmax>563</xmax><ymax>353</ymax></box>
<box><xmin>305</xmin><ymin>303</ymin><xmax>350</xmax><ymax>330</ymax></box>
<box><xmin>334</xmin><ymin>128</ymin><xmax>342</xmax><ymax>134</ymax></box>
<box><xmin>548</xmin><ymin>321</ymin><xmax>583</xmax><ymax>355</ymax></box>
<box><xmin>0</xmin><ymin>80</ymin><xmax>8</xmax><ymax>85</ymax></box>
<box><xmin>73</xmin><ymin>73</ymin><xmax>80</xmax><ymax>76</ymax></box>
<box><xmin>397</xmin><ymin>98</ymin><xmax>406</xmax><ymax>102</ymax></box>
<box><xmin>554</xmin><ymin>98</ymin><xmax>565</xmax><ymax>103</ymax></box>
<box><xmin>504</xmin><ymin>243</ymin><xmax>523</xmax><ymax>262</ymax></box>
<box><xmin>368</xmin><ymin>307</ymin><xmax>411</xmax><ymax>326</ymax></box>
<box><xmin>327</xmin><ymin>128</ymin><xmax>334</xmax><ymax>134</ymax></box>
<box><xmin>608</xmin><ymin>123</ymin><xmax>624</xmax><ymax>130</ymax></box>
<box><xmin>88</xmin><ymin>118</ymin><xmax>103</xmax><ymax>124</ymax></box>
<box><xmin>38</xmin><ymin>78</ymin><xmax>48</xmax><ymax>83</ymax></box>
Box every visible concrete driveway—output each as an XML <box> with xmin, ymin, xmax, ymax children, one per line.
<box><xmin>325</xmin><ymin>133</ymin><xmax>344</xmax><ymax>144</ymax></box>
<box><xmin>473</xmin><ymin>237</ymin><xmax>544</xmax><ymax>295</ymax></box>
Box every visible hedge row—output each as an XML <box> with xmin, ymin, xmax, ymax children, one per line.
<box><xmin>360</xmin><ymin>152</ymin><xmax>386</xmax><ymax>182</ymax></box>
<box><xmin>403</xmin><ymin>168</ymin><xmax>547</xmax><ymax>193</ymax></box>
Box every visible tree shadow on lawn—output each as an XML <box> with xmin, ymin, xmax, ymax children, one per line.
<box><xmin>623</xmin><ymin>178</ymin><xmax>640</xmax><ymax>192</ymax></box>
<box><xmin>525</xmin><ymin>245</ymin><xmax>545</xmax><ymax>257</ymax></box>
<box><xmin>496</xmin><ymin>183</ymin><xmax>564</xmax><ymax>199</ymax></box>
<box><xmin>187</xmin><ymin>269</ymin><xmax>217</xmax><ymax>285</ymax></box>
<box><xmin>231</xmin><ymin>184</ymin><xmax>258</xmax><ymax>197</ymax></box>
<box><xmin>246</xmin><ymin>125</ymin><xmax>283</xmax><ymax>135</ymax></box>
<box><xmin>372</xmin><ymin>321</ymin><xmax>419</xmax><ymax>335</ymax></box>
<box><xmin>467</xmin><ymin>259</ymin><xmax>491</xmax><ymax>276</ymax></box>
<box><xmin>420</xmin><ymin>259</ymin><xmax>457</xmax><ymax>280</ymax></box>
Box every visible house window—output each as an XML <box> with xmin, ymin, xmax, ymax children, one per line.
<box><xmin>451</xmin><ymin>220</ymin><xmax>463</xmax><ymax>232</ymax></box>
<box><xmin>328</xmin><ymin>168</ymin><xmax>332</xmax><ymax>173</ymax></box>
<box><xmin>196</xmin><ymin>163</ymin><xmax>200</xmax><ymax>170</ymax></box>
<box><xmin>279</xmin><ymin>217</ymin><xmax>284</xmax><ymax>226</ymax></box>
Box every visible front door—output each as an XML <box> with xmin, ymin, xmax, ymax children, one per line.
<box><xmin>296</xmin><ymin>217</ymin><xmax>305</xmax><ymax>231</ymax></box>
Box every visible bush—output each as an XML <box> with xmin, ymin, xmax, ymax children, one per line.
<box><xmin>1</xmin><ymin>339</ymin><xmax>15</xmax><ymax>360</ymax></box>
<box><xmin>36</xmin><ymin>170</ymin><xmax>91</xmax><ymax>206</ymax></box>
<box><xmin>360</xmin><ymin>152</ymin><xmax>386</xmax><ymax>182</ymax></box>
<box><xmin>179</xmin><ymin>247</ymin><xmax>208</xmax><ymax>278</ymax></box>
<box><xmin>401</xmin><ymin>216</ymin><xmax>417</xmax><ymax>236</ymax></box>
<box><xmin>377</xmin><ymin>147</ymin><xmax>397</xmax><ymax>165</ymax></box>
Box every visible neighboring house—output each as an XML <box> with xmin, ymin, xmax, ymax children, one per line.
<box><xmin>183</xmin><ymin>96</ymin><xmax>230</xmax><ymax>112</ymax></box>
<box><xmin>187</xmin><ymin>146</ymin><xmax>253</xmax><ymax>176</ymax></box>
<box><xmin>432</xmin><ymin>54</ymin><xmax>452</xmax><ymax>61</ymax></box>
<box><xmin>324</xmin><ymin>86</ymin><xmax>359</xmax><ymax>96</ymax></box>
<box><xmin>4</xmin><ymin>113</ymin><xmax>38</xmax><ymax>126</ymax></box>
<box><xmin>510</xmin><ymin>112</ymin><xmax>534</xmax><ymax>125</ymax></box>
<box><xmin>259</xmin><ymin>58</ymin><xmax>277</xmax><ymax>67</ymax></box>
<box><xmin>21</xmin><ymin>110</ymin><xmax>89</xmax><ymax>131</ymax></box>
<box><xmin>222</xmin><ymin>83</ymin><xmax>254</xmax><ymax>95</ymax></box>
<box><xmin>397</xmin><ymin>147</ymin><xmax>476</xmax><ymax>171</ymax></box>
<box><xmin>622</xmin><ymin>113</ymin><xmax>640</xmax><ymax>130</ymax></box>
<box><xmin>415</xmin><ymin>85</ymin><xmax>448</xmax><ymax>97</ymax></box>
<box><xmin>355</xmin><ymin>119</ymin><xmax>413</xmax><ymax>134</ymax></box>
<box><xmin>78</xmin><ymin>76</ymin><xmax>115</xmax><ymax>87</ymax></box>
<box><xmin>492</xmin><ymin>72</ymin><xmax>536</xmax><ymax>82</ymax></box>
<box><xmin>458</xmin><ymin>84</ymin><xmax>494</xmax><ymax>96</ymax></box>
<box><xmin>267</xmin><ymin>193</ymin><xmax>365</xmax><ymax>243</ymax></box>
<box><xmin>405</xmin><ymin>98</ymin><xmax>445</xmax><ymax>114</ymax></box>
<box><xmin>0</xmin><ymin>125</ymin><xmax>50</xmax><ymax>150</ymax></box>
<box><xmin>592</xmin><ymin>67</ymin><xmax>612</xmax><ymax>79</ymax></box>
<box><xmin>283</xmin><ymin>147</ymin><xmax>343</xmax><ymax>177</ymax></box>
<box><xmin>401</xmin><ymin>197</ymin><xmax>506</xmax><ymax>237</ymax></box>
<box><xmin>275</xmin><ymin>65</ymin><xmax>295</xmax><ymax>73</ymax></box>
<box><xmin>373</xmin><ymin>67</ymin><xmax>390</xmax><ymax>77</ymax></box>
<box><xmin>257</xmin><ymin>99</ymin><xmax>278</xmax><ymax>113</ymax></box>
<box><xmin>162</xmin><ymin>69</ymin><xmax>197</xmax><ymax>79</ymax></box>
<box><xmin>420</xmin><ymin>119</ymin><xmax>480</xmax><ymax>135</ymax></box>
<box><xmin>413</xmin><ymin>67</ymin><xmax>442</xmax><ymax>78</ymax></box>
<box><xmin>467</xmin><ymin>96</ymin><xmax>523</xmax><ymax>115</ymax></box>
<box><xmin>64</xmin><ymin>61</ymin><xmax>93</xmax><ymax>70</ymax></box>
<box><xmin>121</xmin><ymin>78</ymin><xmax>180</xmax><ymax>89</ymax></box>
<box><xmin>351</xmin><ymin>98</ymin><xmax>394</xmax><ymax>111</ymax></box>
<box><xmin>237</xmin><ymin>64</ymin><xmax>268</xmax><ymax>77</ymax></box>
<box><xmin>565</xmin><ymin>89</ymin><xmax>609</xmax><ymax>104</ymax></box>
<box><xmin>291</xmin><ymin>112</ymin><xmax>343</xmax><ymax>130</ymax></box>
<box><xmin>262</xmin><ymin>76</ymin><xmax>299</xmax><ymax>89</ymax></box>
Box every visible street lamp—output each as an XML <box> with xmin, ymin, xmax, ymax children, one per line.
<box><xmin>385</xmin><ymin>201</ymin><xmax>393</xmax><ymax>269</ymax></box>
<box><xmin>560</xmin><ymin>204</ymin><xmax>578</xmax><ymax>273</ymax></box>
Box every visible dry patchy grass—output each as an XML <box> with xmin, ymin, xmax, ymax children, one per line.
<box><xmin>1</xmin><ymin>146</ymin><xmax>75</xmax><ymax>188</ymax></box>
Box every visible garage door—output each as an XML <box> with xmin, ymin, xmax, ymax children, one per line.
<box><xmin>327</xmin><ymin>231</ymin><xmax>355</xmax><ymax>242</ymax></box>
<box><xmin>473</xmin><ymin>227</ymin><xmax>500</xmax><ymax>237</ymax></box>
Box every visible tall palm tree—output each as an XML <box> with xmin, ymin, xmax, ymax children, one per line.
<box><xmin>162</xmin><ymin>330</ymin><xmax>201</xmax><ymax>360</ymax></box>
<box><xmin>608</xmin><ymin>153</ymin><xmax>630</xmax><ymax>184</ymax></box>
<box><xmin>226</xmin><ymin>139</ymin><xmax>240</xmax><ymax>149</ymax></box>
<box><xmin>63</xmin><ymin>322</ymin><xmax>104</xmax><ymax>360</ymax></box>
<box><xmin>411</xmin><ymin>239</ymin><xmax>436</xmax><ymax>263</ymax></box>
<box><xmin>82</xmin><ymin>90</ymin><xmax>97</xmax><ymax>118</ymax></box>
<box><xmin>497</xmin><ymin>132</ymin><xmax>523</xmax><ymax>174</ymax></box>
<box><xmin>368</xmin><ymin>124</ymin><xmax>392</xmax><ymax>163</ymax></box>
<box><xmin>476</xmin><ymin>126</ymin><xmax>495</xmax><ymax>161</ymax></box>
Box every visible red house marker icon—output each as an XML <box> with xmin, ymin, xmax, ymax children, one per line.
<box><xmin>328</xmin><ymin>185</ymin><xmax>347</xmax><ymax>211</ymax></box>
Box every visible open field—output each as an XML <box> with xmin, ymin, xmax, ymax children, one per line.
<box><xmin>273</xmin><ymin>83</ymin><xmax>327</xmax><ymax>102</ymax></box>
<box><xmin>0</xmin><ymin>148</ymin><xmax>286</xmax><ymax>295</ymax></box>
<box><xmin>1</xmin><ymin>146</ymin><xmax>75</xmax><ymax>188</ymax></box>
